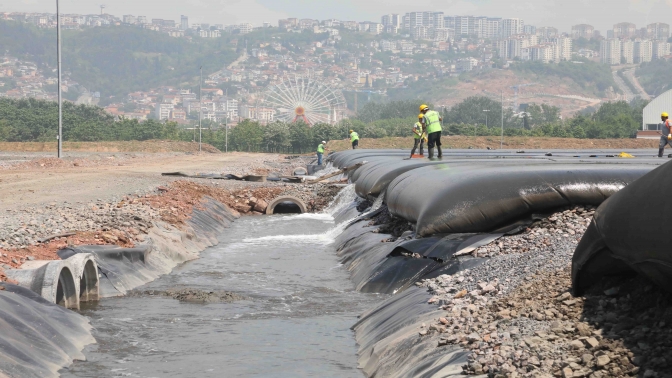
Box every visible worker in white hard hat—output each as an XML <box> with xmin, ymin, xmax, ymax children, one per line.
<box><xmin>659</xmin><ymin>112</ymin><xmax>672</xmax><ymax>158</ymax></box>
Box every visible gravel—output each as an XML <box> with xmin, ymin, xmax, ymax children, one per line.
<box><xmin>413</xmin><ymin>205</ymin><xmax>672</xmax><ymax>377</ymax></box>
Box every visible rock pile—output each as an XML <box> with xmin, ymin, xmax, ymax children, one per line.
<box><xmin>414</xmin><ymin>205</ymin><xmax>672</xmax><ymax>378</ymax></box>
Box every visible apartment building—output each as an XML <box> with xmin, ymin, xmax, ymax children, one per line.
<box><xmin>634</xmin><ymin>39</ymin><xmax>653</xmax><ymax>63</ymax></box>
<box><xmin>621</xmin><ymin>40</ymin><xmax>635</xmax><ymax>64</ymax></box>
<box><xmin>155</xmin><ymin>103</ymin><xmax>173</xmax><ymax>120</ymax></box>
<box><xmin>647</xmin><ymin>23</ymin><xmax>670</xmax><ymax>40</ymax></box>
<box><xmin>536</xmin><ymin>27</ymin><xmax>558</xmax><ymax>38</ymax></box>
<box><xmin>381</xmin><ymin>14</ymin><xmax>402</xmax><ymax>28</ymax></box>
<box><xmin>600</xmin><ymin>39</ymin><xmax>622</xmax><ymax>65</ymax></box>
<box><xmin>572</xmin><ymin>24</ymin><xmax>595</xmax><ymax>39</ymax></box>
<box><xmin>501</xmin><ymin>18</ymin><xmax>524</xmax><ymax>37</ymax></box>
<box><xmin>653</xmin><ymin>41</ymin><xmax>671</xmax><ymax>59</ymax></box>
<box><xmin>613</xmin><ymin>22</ymin><xmax>637</xmax><ymax>38</ymax></box>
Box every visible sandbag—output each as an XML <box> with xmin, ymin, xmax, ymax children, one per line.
<box><xmin>572</xmin><ymin>161</ymin><xmax>672</xmax><ymax>295</ymax></box>
<box><xmin>387</xmin><ymin>163</ymin><xmax>654</xmax><ymax>236</ymax></box>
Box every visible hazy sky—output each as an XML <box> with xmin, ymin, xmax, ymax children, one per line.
<box><xmin>8</xmin><ymin>0</ymin><xmax>672</xmax><ymax>33</ymax></box>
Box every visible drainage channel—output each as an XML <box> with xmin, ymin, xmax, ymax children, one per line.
<box><xmin>60</xmin><ymin>207</ymin><xmax>384</xmax><ymax>377</ymax></box>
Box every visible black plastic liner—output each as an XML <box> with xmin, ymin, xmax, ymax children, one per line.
<box><xmin>387</xmin><ymin>163</ymin><xmax>653</xmax><ymax>236</ymax></box>
<box><xmin>0</xmin><ymin>284</ymin><xmax>94</xmax><ymax>378</ymax></box>
<box><xmin>572</xmin><ymin>161</ymin><xmax>672</xmax><ymax>295</ymax></box>
<box><xmin>353</xmin><ymin>286</ymin><xmax>470</xmax><ymax>378</ymax></box>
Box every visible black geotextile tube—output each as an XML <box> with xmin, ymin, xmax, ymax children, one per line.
<box><xmin>386</xmin><ymin>163</ymin><xmax>654</xmax><ymax>236</ymax></box>
<box><xmin>572</xmin><ymin>161</ymin><xmax>672</xmax><ymax>295</ymax></box>
<box><xmin>0</xmin><ymin>284</ymin><xmax>93</xmax><ymax>378</ymax></box>
<box><xmin>353</xmin><ymin>157</ymin><xmax>562</xmax><ymax>200</ymax></box>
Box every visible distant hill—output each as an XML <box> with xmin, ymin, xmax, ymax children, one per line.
<box><xmin>636</xmin><ymin>60</ymin><xmax>672</xmax><ymax>97</ymax></box>
<box><xmin>0</xmin><ymin>20</ymin><xmax>237</xmax><ymax>105</ymax></box>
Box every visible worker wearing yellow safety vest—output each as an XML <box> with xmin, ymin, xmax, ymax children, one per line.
<box><xmin>349</xmin><ymin>129</ymin><xmax>359</xmax><ymax>149</ymax></box>
<box><xmin>317</xmin><ymin>141</ymin><xmax>327</xmax><ymax>165</ymax></box>
<box><xmin>410</xmin><ymin>114</ymin><xmax>427</xmax><ymax>157</ymax></box>
<box><xmin>420</xmin><ymin>104</ymin><xmax>443</xmax><ymax>159</ymax></box>
<box><xmin>659</xmin><ymin>112</ymin><xmax>672</xmax><ymax>158</ymax></box>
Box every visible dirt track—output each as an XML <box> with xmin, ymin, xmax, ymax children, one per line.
<box><xmin>0</xmin><ymin>152</ymin><xmax>262</xmax><ymax>211</ymax></box>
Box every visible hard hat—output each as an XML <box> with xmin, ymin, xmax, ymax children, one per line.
<box><xmin>663</xmin><ymin>112</ymin><xmax>669</xmax><ymax>118</ymax></box>
<box><xmin>349</xmin><ymin>129</ymin><xmax>354</xmax><ymax>133</ymax></box>
<box><xmin>418</xmin><ymin>114</ymin><xmax>424</xmax><ymax>120</ymax></box>
<box><xmin>419</xmin><ymin>104</ymin><xmax>429</xmax><ymax>112</ymax></box>
<box><xmin>321</xmin><ymin>141</ymin><xmax>326</xmax><ymax>144</ymax></box>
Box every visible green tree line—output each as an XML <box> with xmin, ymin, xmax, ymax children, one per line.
<box><xmin>0</xmin><ymin>97</ymin><xmax>649</xmax><ymax>154</ymax></box>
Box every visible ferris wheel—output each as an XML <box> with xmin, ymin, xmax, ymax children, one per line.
<box><xmin>262</xmin><ymin>76</ymin><xmax>346</xmax><ymax>125</ymax></box>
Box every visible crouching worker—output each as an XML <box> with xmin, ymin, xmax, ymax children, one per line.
<box><xmin>410</xmin><ymin>114</ymin><xmax>426</xmax><ymax>158</ymax></box>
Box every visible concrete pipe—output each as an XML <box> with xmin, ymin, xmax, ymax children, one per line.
<box><xmin>266</xmin><ymin>196</ymin><xmax>308</xmax><ymax>215</ymax></box>
<box><xmin>292</xmin><ymin>167</ymin><xmax>308</xmax><ymax>176</ymax></box>
<box><xmin>67</xmin><ymin>253</ymin><xmax>100</xmax><ymax>303</ymax></box>
<box><xmin>5</xmin><ymin>259</ymin><xmax>79</xmax><ymax>310</ymax></box>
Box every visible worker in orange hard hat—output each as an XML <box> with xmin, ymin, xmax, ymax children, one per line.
<box><xmin>659</xmin><ymin>112</ymin><xmax>672</xmax><ymax>158</ymax></box>
<box><xmin>410</xmin><ymin>114</ymin><xmax>427</xmax><ymax>158</ymax></box>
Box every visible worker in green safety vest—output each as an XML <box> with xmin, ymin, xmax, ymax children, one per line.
<box><xmin>317</xmin><ymin>141</ymin><xmax>327</xmax><ymax>165</ymax></box>
<box><xmin>410</xmin><ymin>114</ymin><xmax>427</xmax><ymax>158</ymax></box>
<box><xmin>420</xmin><ymin>104</ymin><xmax>443</xmax><ymax>159</ymax></box>
<box><xmin>349</xmin><ymin>129</ymin><xmax>359</xmax><ymax>149</ymax></box>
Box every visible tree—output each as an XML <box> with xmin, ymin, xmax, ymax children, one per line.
<box><xmin>230</xmin><ymin>119</ymin><xmax>263</xmax><ymax>151</ymax></box>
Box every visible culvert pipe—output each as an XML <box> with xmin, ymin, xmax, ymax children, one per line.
<box><xmin>266</xmin><ymin>196</ymin><xmax>308</xmax><ymax>214</ymax></box>
<box><xmin>5</xmin><ymin>259</ymin><xmax>80</xmax><ymax>309</ymax></box>
<box><xmin>67</xmin><ymin>253</ymin><xmax>100</xmax><ymax>303</ymax></box>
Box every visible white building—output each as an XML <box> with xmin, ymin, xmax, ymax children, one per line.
<box><xmin>621</xmin><ymin>40</ymin><xmax>635</xmax><ymax>64</ymax></box>
<box><xmin>642</xmin><ymin>89</ymin><xmax>672</xmax><ymax>130</ymax></box>
<box><xmin>634</xmin><ymin>39</ymin><xmax>653</xmax><ymax>63</ymax></box>
<box><xmin>600</xmin><ymin>39</ymin><xmax>622</xmax><ymax>65</ymax></box>
<box><xmin>155</xmin><ymin>103</ymin><xmax>173</xmax><ymax>120</ymax></box>
<box><xmin>501</xmin><ymin>18</ymin><xmax>524</xmax><ymax>37</ymax></box>
<box><xmin>653</xmin><ymin>41</ymin><xmax>671</xmax><ymax>59</ymax></box>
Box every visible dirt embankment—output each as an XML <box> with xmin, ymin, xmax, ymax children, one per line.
<box><xmin>326</xmin><ymin>137</ymin><xmax>658</xmax><ymax>152</ymax></box>
<box><xmin>0</xmin><ymin>140</ymin><xmax>220</xmax><ymax>153</ymax></box>
<box><xmin>0</xmin><ymin>153</ymin><xmax>339</xmax><ymax>282</ymax></box>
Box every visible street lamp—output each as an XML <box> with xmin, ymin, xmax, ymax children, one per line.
<box><xmin>56</xmin><ymin>0</ymin><xmax>63</xmax><ymax>158</ymax></box>
<box><xmin>482</xmin><ymin>109</ymin><xmax>490</xmax><ymax>136</ymax></box>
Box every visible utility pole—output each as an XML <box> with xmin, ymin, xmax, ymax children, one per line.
<box><xmin>483</xmin><ymin>109</ymin><xmax>490</xmax><ymax>136</ymax></box>
<box><xmin>500</xmin><ymin>91</ymin><xmax>504</xmax><ymax>150</ymax></box>
<box><xmin>225</xmin><ymin>88</ymin><xmax>228</xmax><ymax>153</ymax></box>
<box><xmin>199</xmin><ymin>66</ymin><xmax>202</xmax><ymax>153</ymax></box>
<box><xmin>57</xmin><ymin>0</ymin><xmax>63</xmax><ymax>158</ymax></box>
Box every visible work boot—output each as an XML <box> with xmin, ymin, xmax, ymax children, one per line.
<box><xmin>428</xmin><ymin>148</ymin><xmax>434</xmax><ymax>159</ymax></box>
<box><xmin>659</xmin><ymin>148</ymin><xmax>665</xmax><ymax>157</ymax></box>
<box><xmin>437</xmin><ymin>146</ymin><xmax>443</xmax><ymax>158</ymax></box>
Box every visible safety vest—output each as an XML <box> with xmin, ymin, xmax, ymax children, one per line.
<box><xmin>413</xmin><ymin>122</ymin><xmax>423</xmax><ymax>139</ymax></box>
<box><xmin>424</xmin><ymin>110</ymin><xmax>442</xmax><ymax>134</ymax></box>
<box><xmin>350</xmin><ymin>132</ymin><xmax>359</xmax><ymax>142</ymax></box>
<box><xmin>317</xmin><ymin>144</ymin><xmax>325</xmax><ymax>153</ymax></box>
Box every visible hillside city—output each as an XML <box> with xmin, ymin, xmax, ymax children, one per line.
<box><xmin>1</xmin><ymin>9</ymin><xmax>670</xmax><ymax>127</ymax></box>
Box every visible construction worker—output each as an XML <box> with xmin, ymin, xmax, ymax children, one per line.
<box><xmin>410</xmin><ymin>114</ymin><xmax>426</xmax><ymax>157</ymax></box>
<box><xmin>317</xmin><ymin>141</ymin><xmax>327</xmax><ymax>165</ymax></box>
<box><xmin>349</xmin><ymin>129</ymin><xmax>359</xmax><ymax>149</ymax></box>
<box><xmin>420</xmin><ymin>104</ymin><xmax>443</xmax><ymax>159</ymax></box>
<box><xmin>659</xmin><ymin>112</ymin><xmax>672</xmax><ymax>158</ymax></box>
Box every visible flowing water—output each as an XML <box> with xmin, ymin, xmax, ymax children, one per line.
<box><xmin>61</xmin><ymin>189</ymin><xmax>382</xmax><ymax>378</ymax></box>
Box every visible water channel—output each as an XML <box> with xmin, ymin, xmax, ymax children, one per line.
<box><xmin>61</xmin><ymin>193</ymin><xmax>383</xmax><ymax>378</ymax></box>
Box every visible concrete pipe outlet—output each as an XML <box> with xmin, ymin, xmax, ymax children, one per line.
<box><xmin>266</xmin><ymin>196</ymin><xmax>308</xmax><ymax>215</ymax></box>
<box><xmin>4</xmin><ymin>253</ymin><xmax>100</xmax><ymax>309</ymax></box>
